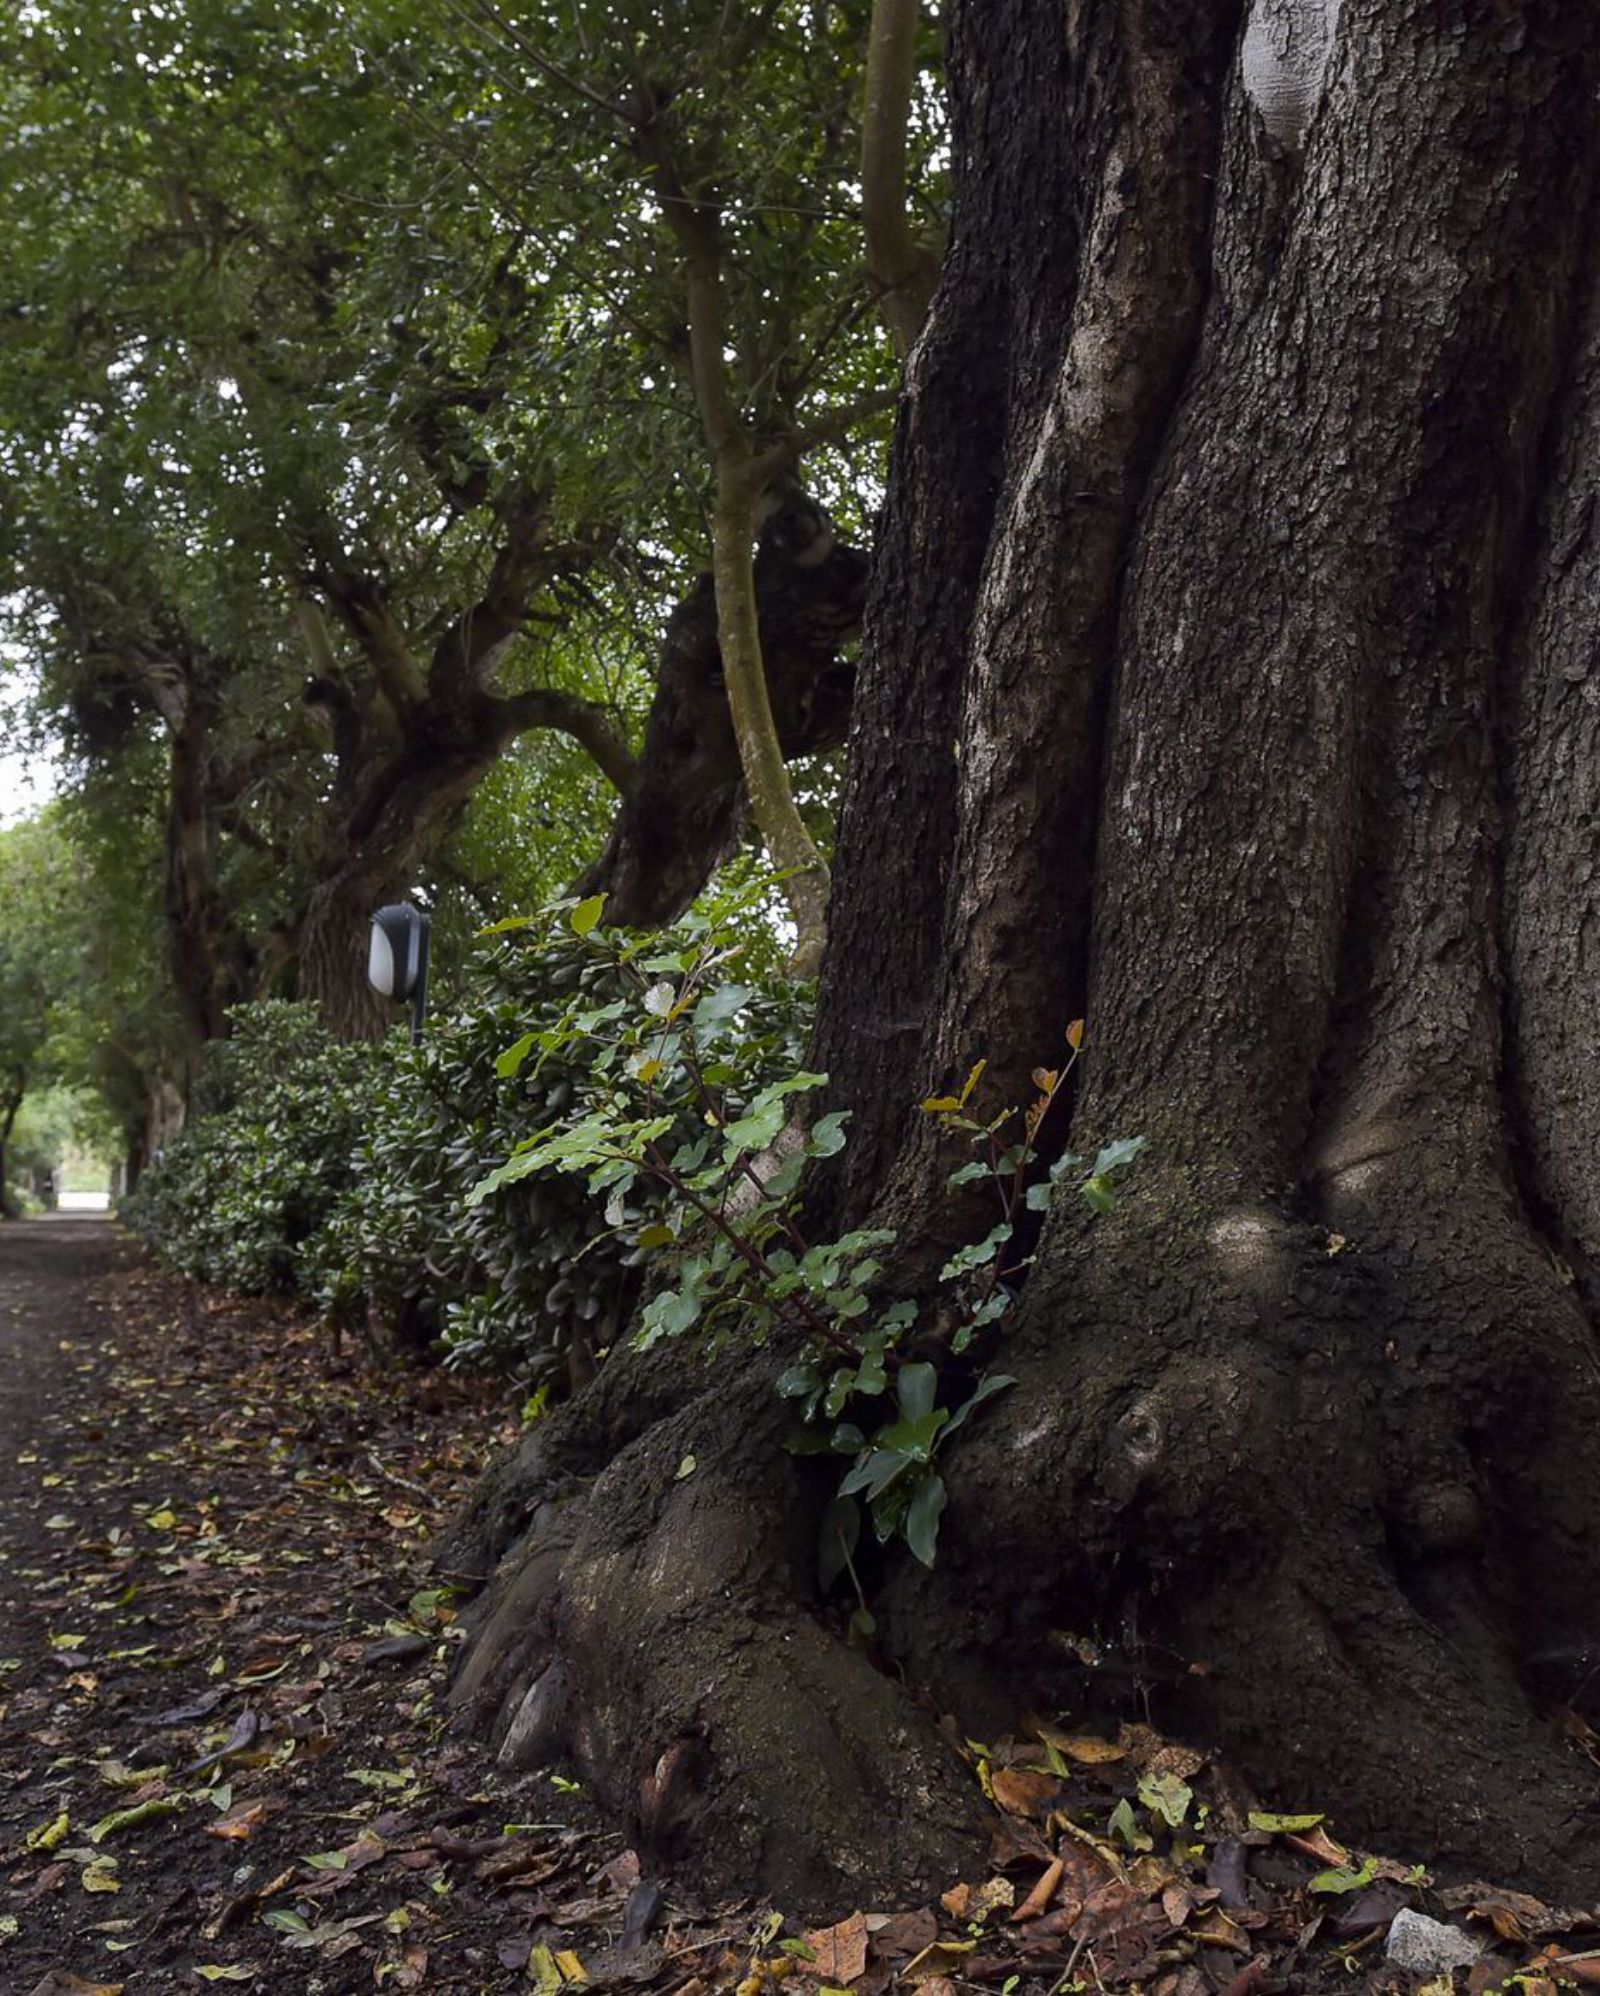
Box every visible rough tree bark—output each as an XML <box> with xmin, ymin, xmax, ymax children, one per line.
<box><xmin>443</xmin><ymin>0</ymin><xmax>1600</xmax><ymax>1908</ymax></box>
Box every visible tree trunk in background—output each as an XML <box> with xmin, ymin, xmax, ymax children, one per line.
<box><xmin>444</xmin><ymin>0</ymin><xmax>1600</xmax><ymax>1907</ymax></box>
<box><xmin>0</xmin><ymin>1092</ymin><xmax>20</xmax><ymax>1218</ymax></box>
<box><xmin>165</xmin><ymin>704</ymin><xmax>256</xmax><ymax>1090</ymax></box>
<box><xmin>298</xmin><ymin>496</ymin><xmax>864</xmax><ymax>1034</ymax></box>
<box><xmin>579</xmin><ymin>497</ymin><xmax>866</xmax><ymax>927</ymax></box>
<box><xmin>294</xmin><ymin>699</ymin><xmax>509</xmax><ymax>1037</ymax></box>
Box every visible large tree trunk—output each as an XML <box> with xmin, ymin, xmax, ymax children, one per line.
<box><xmin>443</xmin><ymin>0</ymin><xmax>1600</xmax><ymax>1908</ymax></box>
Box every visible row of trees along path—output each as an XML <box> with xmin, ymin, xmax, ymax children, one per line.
<box><xmin>10</xmin><ymin>0</ymin><xmax>1600</xmax><ymax>1971</ymax></box>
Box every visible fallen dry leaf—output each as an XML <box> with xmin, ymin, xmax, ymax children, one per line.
<box><xmin>969</xmin><ymin>1877</ymin><xmax>1016</xmax><ymax>1919</ymax></box>
<box><xmin>205</xmin><ymin>1799</ymin><xmax>270</xmax><ymax>1841</ymax></box>
<box><xmin>803</xmin><ymin>1910</ymin><xmax>868</xmax><ymax>1984</ymax></box>
<box><xmin>1189</xmin><ymin>1909</ymin><xmax>1252</xmax><ymax>1953</ymax></box>
<box><xmin>1285</xmin><ymin>1825</ymin><xmax>1349</xmax><ymax>1868</ymax></box>
<box><xmin>988</xmin><ymin>1767</ymin><xmax>1061</xmax><ymax>1818</ymax></box>
<box><xmin>1546</xmin><ymin>1955</ymin><xmax>1600</xmax><ymax>1988</ymax></box>
<box><xmin>902</xmin><ymin>1940</ymin><xmax>976</xmax><ymax>1981</ymax></box>
<box><xmin>1044</xmin><ymin>1731</ymin><xmax>1125</xmax><ymax>1765</ymax></box>
<box><xmin>870</xmin><ymin>1907</ymin><xmax>938</xmax><ymax>1957</ymax></box>
<box><xmin>1439</xmin><ymin>1882</ymin><xmax>1572</xmax><ymax>1944</ymax></box>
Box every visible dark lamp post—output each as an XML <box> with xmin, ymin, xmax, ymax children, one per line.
<box><xmin>369</xmin><ymin>901</ymin><xmax>431</xmax><ymax>1044</ymax></box>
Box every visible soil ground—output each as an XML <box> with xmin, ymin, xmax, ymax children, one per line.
<box><xmin>0</xmin><ymin>1218</ymin><xmax>1596</xmax><ymax>1995</ymax></box>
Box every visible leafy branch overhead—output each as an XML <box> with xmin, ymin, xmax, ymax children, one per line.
<box><xmin>0</xmin><ymin>0</ymin><xmax>947</xmax><ymax>1041</ymax></box>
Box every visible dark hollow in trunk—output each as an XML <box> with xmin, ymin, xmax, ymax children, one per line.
<box><xmin>442</xmin><ymin>0</ymin><xmax>1600</xmax><ymax>1908</ymax></box>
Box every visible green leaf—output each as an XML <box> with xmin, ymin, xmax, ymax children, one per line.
<box><xmin>1108</xmin><ymin>1798</ymin><xmax>1153</xmax><ymax>1852</ymax></box>
<box><xmin>839</xmin><ymin>1447</ymin><xmax>913</xmax><ymax>1500</ymax></box>
<box><xmin>1091</xmin><ymin>1135</ymin><xmax>1147</xmax><ymax>1176</ymax></box>
<box><xmin>88</xmin><ymin>1796</ymin><xmax>187</xmax><ymax>1842</ymax></box>
<box><xmin>639</xmin><ymin>1288</ymin><xmax>700</xmax><ymax>1343</ymax></box>
<box><xmin>1137</xmin><ymin>1771</ymin><xmax>1192</xmax><ymax>1828</ymax></box>
<box><xmin>874</xmin><ymin>1408</ymin><xmax>948</xmax><ymax>1459</ymax></box>
<box><xmin>692</xmin><ymin>983</ymin><xmax>752</xmax><ymax>1031</ymax></box>
<box><xmin>903</xmin><ymin>1472</ymin><xmax>948</xmax><ymax>1567</ymax></box>
<box><xmin>570</xmin><ymin>896</ymin><xmax>606</xmax><ymax>936</ymax></box>
<box><xmin>1081</xmin><ymin>1176</ymin><xmax>1116</xmax><ymax>1214</ymax></box>
<box><xmin>1247</xmin><ymin>1811</ymin><xmax>1325</xmax><ymax>1834</ymax></box>
<box><xmin>939</xmin><ymin>1223</ymin><xmax>1012</xmax><ymax>1280</ymax></box>
<box><xmin>723</xmin><ymin>1097</ymin><xmax>786</xmax><ymax>1153</ymax></box>
<box><xmin>824</xmin><ymin>1368</ymin><xmax>856</xmax><ymax>1418</ymax></box>
<box><xmin>723</xmin><ymin>1072</ymin><xmax>827</xmax><ymax>1152</ymax></box>
<box><xmin>946</xmin><ymin>1160</ymin><xmax>990</xmax><ymax>1189</ymax></box>
<box><xmin>1310</xmin><ymin>1859</ymin><xmax>1378</xmax><ymax>1895</ymax></box>
<box><xmin>941</xmin><ymin>1372</ymin><xmax>1016</xmax><ymax>1441</ymax></box>
<box><xmin>806</xmin><ymin>1109</ymin><xmax>850</xmax><ymax>1158</ymax></box>
<box><xmin>495</xmin><ymin>1032</ymin><xmax>537</xmax><ymax>1079</ymax></box>
<box><xmin>775</xmin><ymin>1363</ymin><xmax>823</xmax><ymax>1400</ymax></box>
<box><xmin>896</xmin><ymin>1361</ymin><xmax>938</xmax><ymax>1421</ymax></box>
<box><xmin>854</xmin><ymin>1348</ymin><xmax>888</xmax><ymax>1396</ymax></box>
<box><xmin>642</xmin><ymin>979</ymin><xmax>676</xmax><ymax>1017</ymax></box>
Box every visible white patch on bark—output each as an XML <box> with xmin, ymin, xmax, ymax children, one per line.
<box><xmin>1240</xmin><ymin>0</ymin><xmax>1342</xmax><ymax>150</ymax></box>
<box><xmin>1209</xmin><ymin>1208</ymin><xmax>1294</xmax><ymax>1305</ymax></box>
<box><xmin>1209</xmin><ymin>1208</ymin><xmax>1289</xmax><ymax>1270</ymax></box>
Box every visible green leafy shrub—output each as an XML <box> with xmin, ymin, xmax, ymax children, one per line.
<box><xmin>126</xmin><ymin>885</ymin><xmax>811</xmax><ymax>1389</ymax></box>
<box><xmin>127</xmin><ymin>876</ymin><xmax>1144</xmax><ymax>1584</ymax></box>
<box><xmin>467</xmin><ymin>901</ymin><xmax>1145</xmax><ymax>1578</ymax></box>
<box><xmin>306</xmin><ymin>886</ymin><xmax>811</xmax><ymax>1382</ymax></box>
<box><xmin>122</xmin><ymin>1002</ymin><xmax>371</xmax><ymax>1293</ymax></box>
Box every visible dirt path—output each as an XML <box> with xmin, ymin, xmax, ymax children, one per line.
<box><xmin>0</xmin><ymin>1215</ymin><xmax>131</xmax><ymax>1451</ymax></box>
<box><xmin>0</xmin><ymin>1223</ymin><xmax>669</xmax><ymax>1992</ymax></box>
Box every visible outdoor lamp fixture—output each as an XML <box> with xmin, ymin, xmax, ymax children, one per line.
<box><xmin>368</xmin><ymin>901</ymin><xmax>431</xmax><ymax>1044</ymax></box>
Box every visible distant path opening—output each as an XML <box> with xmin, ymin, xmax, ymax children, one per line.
<box><xmin>0</xmin><ymin>1214</ymin><xmax>133</xmax><ymax>1461</ymax></box>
